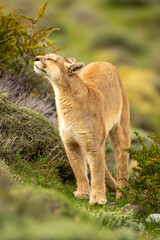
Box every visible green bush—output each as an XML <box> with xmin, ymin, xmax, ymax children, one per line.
<box><xmin>0</xmin><ymin>93</ymin><xmax>74</xmax><ymax>183</ymax></box>
<box><xmin>124</xmin><ymin>132</ymin><xmax>160</xmax><ymax>213</ymax></box>
<box><xmin>0</xmin><ymin>2</ymin><xmax>61</xmax><ymax>74</ymax></box>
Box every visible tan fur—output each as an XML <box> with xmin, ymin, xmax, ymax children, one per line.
<box><xmin>34</xmin><ymin>53</ymin><xmax>130</xmax><ymax>205</ymax></box>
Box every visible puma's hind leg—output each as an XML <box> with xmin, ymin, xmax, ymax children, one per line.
<box><xmin>110</xmin><ymin>92</ymin><xmax>130</xmax><ymax>198</ymax></box>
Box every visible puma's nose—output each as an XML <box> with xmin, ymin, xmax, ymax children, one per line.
<box><xmin>35</xmin><ymin>57</ymin><xmax>40</xmax><ymax>62</ymax></box>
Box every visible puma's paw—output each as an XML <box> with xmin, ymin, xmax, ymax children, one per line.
<box><xmin>74</xmin><ymin>191</ymin><xmax>90</xmax><ymax>199</ymax></box>
<box><xmin>89</xmin><ymin>194</ymin><xmax>107</xmax><ymax>205</ymax></box>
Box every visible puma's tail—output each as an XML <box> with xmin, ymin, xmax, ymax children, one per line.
<box><xmin>105</xmin><ymin>165</ymin><xmax>117</xmax><ymax>192</ymax></box>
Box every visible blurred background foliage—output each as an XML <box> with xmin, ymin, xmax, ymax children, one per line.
<box><xmin>1</xmin><ymin>0</ymin><xmax>160</xmax><ymax>136</ymax></box>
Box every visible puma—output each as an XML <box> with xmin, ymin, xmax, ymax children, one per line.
<box><xmin>34</xmin><ymin>53</ymin><xmax>130</xmax><ymax>205</ymax></box>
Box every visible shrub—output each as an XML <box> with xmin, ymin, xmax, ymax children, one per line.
<box><xmin>0</xmin><ymin>93</ymin><xmax>74</xmax><ymax>183</ymax></box>
<box><xmin>124</xmin><ymin>132</ymin><xmax>160</xmax><ymax>213</ymax></box>
<box><xmin>0</xmin><ymin>2</ymin><xmax>61</xmax><ymax>74</ymax></box>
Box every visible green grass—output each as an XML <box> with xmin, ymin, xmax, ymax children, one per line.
<box><xmin>0</xmin><ymin>94</ymin><xmax>160</xmax><ymax>239</ymax></box>
<box><xmin>0</xmin><ymin>162</ymin><xmax>141</xmax><ymax>240</ymax></box>
<box><xmin>1</xmin><ymin>158</ymin><xmax>159</xmax><ymax>240</ymax></box>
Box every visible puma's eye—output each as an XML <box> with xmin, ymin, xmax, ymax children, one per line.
<box><xmin>47</xmin><ymin>58</ymin><xmax>55</xmax><ymax>61</ymax></box>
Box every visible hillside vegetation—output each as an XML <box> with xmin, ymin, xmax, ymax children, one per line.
<box><xmin>0</xmin><ymin>93</ymin><xmax>73</xmax><ymax>184</ymax></box>
<box><xmin>0</xmin><ymin>161</ymin><xmax>143</xmax><ymax>240</ymax></box>
<box><xmin>0</xmin><ymin>93</ymin><xmax>159</xmax><ymax>239</ymax></box>
<box><xmin>0</xmin><ymin>2</ymin><xmax>160</xmax><ymax>239</ymax></box>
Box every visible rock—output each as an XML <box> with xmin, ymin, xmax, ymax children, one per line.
<box><xmin>123</xmin><ymin>204</ymin><xmax>146</xmax><ymax>214</ymax></box>
<box><xmin>146</xmin><ymin>214</ymin><xmax>160</xmax><ymax>223</ymax></box>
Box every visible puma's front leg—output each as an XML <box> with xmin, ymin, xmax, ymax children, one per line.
<box><xmin>86</xmin><ymin>147</ymin><xmax>106</xmax><ymax>205</ymax></box>
<box><xmin>64</xmin><ymin>142</ymin><xmax>90</xmax><ymax>199</ymax></box>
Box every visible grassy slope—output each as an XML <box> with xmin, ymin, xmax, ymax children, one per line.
<box><xmin>0</xmin><ymin>162</ymin><xmax>141</xmax><ymax>240</ymax></box>
<box><xmin>0</xmin><ymin>94</ymin><xmax>159</xmax><ymax>239</ymax></box>
<box><xmin>0</xmin><ymin>93</ymin><xmax>74</xmax><ymax>183</ymax></box>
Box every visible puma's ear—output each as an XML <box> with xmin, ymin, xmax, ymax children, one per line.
<box><xmin>67</xmin><ymin>57</ymin><xmax>76</xmax><ymax>64</ymax></box>
<box><xmin>64</xmin><ymin>61</ymin><xmax>85</xmax><ymax>74</ymax></box>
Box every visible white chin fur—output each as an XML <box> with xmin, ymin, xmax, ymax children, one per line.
<box><xmin>34</xmin><ymin>64</ymin><xmax>43</xmax><ymax>75</ymax></box>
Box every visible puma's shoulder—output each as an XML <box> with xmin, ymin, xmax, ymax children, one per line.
<box><xmin>80</xmin><ymin>61</ymin><xmax>116</xmax><ymax>78</ymax></box>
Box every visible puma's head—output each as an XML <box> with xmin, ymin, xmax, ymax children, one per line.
<box><xmin>34</xmin><ymin>53</ymin><xmax>85</xmax><ymax>85</ymax></box>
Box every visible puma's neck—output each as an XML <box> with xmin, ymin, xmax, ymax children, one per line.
<box><xmin>52</xmin><ymin>73</ymin><xmax>88</xmax><ymax>102</ymax></box>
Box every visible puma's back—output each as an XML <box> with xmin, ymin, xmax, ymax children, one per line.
<box><xmin>80</xmin><ymin>62</ymin><xmax>123</xmax><ymax>133</ymax></box>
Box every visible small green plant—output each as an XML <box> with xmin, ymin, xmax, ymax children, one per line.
<box><xmin>92</xmin><ymin>209</ymin><xmax>144</xmax><ymax>232</ymax></box>
<box><xmin>0</xmin><ymin>2</ymin><xmax>61</xmax><ymax>74</ymax></box>
<box><xmin>124</xmin><ymin>132</ymin><xmax>160</xmax><ymax>213</ymax></box>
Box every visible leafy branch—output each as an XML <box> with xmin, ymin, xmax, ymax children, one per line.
<box><xmin>0</xmin><ymin>2</ymin><xmax>64</xmax><ymax>74</ymax></box>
